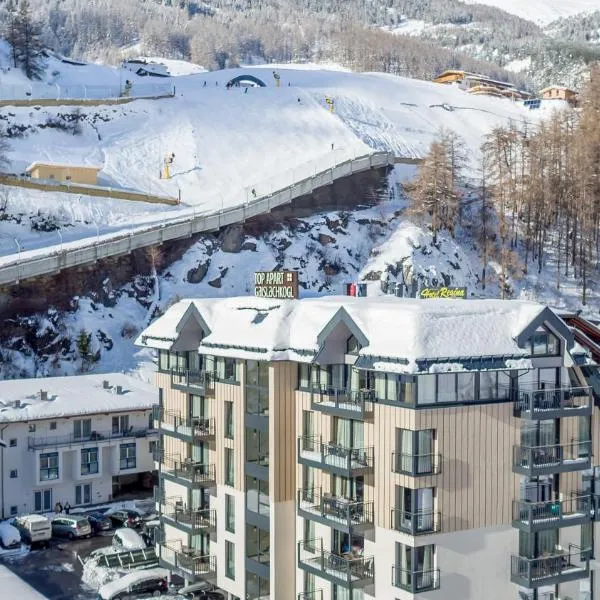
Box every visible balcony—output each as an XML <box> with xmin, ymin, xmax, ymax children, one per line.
<box><xmin>159</xmin><ymin>541</ymin><xmax>216</xmax><ymax>583</ymax></box>
<box><xmin>297</xmin><ymin>488</ymin><xmax>374</xmax><ymax>534</ymax></box>
<box><xmin>512</xmin><ymin>495</ymin><xmax>592</xmax><ymax>532</ymax></box>
<box><xmin>510</xmin><ymin>545</ymin><xmax>590</xmax><ymax>588</ymax></box>
<box><xmin>512</xmin><ymin>442</ymin><xmax>591</xmax><ymax>476</ymax></box>
<box><xmin>512</xmin><ymin>386</ymin><xmax>592</xmax><ymax>420</ymax></box>
<box><xmin>298</xmin><ymin>539</ymin><xmax>374</xmax><ymax>589</ymax></box>
<box><xmin>156</xmin><ymin>408</ymin><xmax>215</xmax><ymax>443</ymax></box>
<box><xmin>390</xmin><ymin>508</ymin><xmax>441</xmax><ymax>536</ymax></box>
<box><xmin>392</xmin><ymin>566</ymin><xmax>440</xmax><ymax>593</ymax></box>
<box><xmin>298</xmin><ymin>437</ymin><xmax>374</xmax><ymax>477</ymax></box>
<box><xmin>298</xmin><ymin>591</ymin><xmax>323</xmax><ymax>600</ymax></box>
<box><xmin>310</xmin><ymin>386</ymin><xmax>374</xmax><ymax>420</ymax></box>
<box><xmin>161</xmin><ymin>499</ymin><xmax>216</xmax><ymax>535</ymax></box>
<box><xmin>392</xmin><ymin>452</ymin><xmax>441</xmax><ymax>477</ymax></box>
<box><xmin>27</xmin><ymin>427</ymin><xmax>156</xmax><ymax>451</ymax></box>
<box><xmin>160</xmin><ymin>453</ymin><xmax>215</xmax><ymax>488</ymax></box>
<box><xmin>170</xmin><ymin>368</ymin><xmax>214</xmax><ymax>394</ymax></box>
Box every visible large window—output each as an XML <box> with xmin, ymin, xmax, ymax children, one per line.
<box><xmin>527</xmin><ymin>328</ymin><xmax>560</xmax><ymax>356</ymax></box>
<box><xmin>81</xmin><ymin>448</ymin><xmax>99</xmax><ymax>475</ymax></box>
<box><xmin>246</xmin><ymin>572</ymin><xmax>269</xmax><ymax>600</ymax></box>
<box><xmin>246</xmin><ymin>524</ymin><xmax>270</xmax><ymax>565</ymax></box>
<box><xmin>40</xmin><ymin>452</ymin><xmax>59</xmax><ymax>481</ymax></box>
<box><xmin>246</xmin><ymin>428</ymin><xmax>269</xmax><ymax>467</ymax></box>
<box><xmin>113</xmin><ymin>415</ymin><xmax>130</xmax><ymax>435</ymax></box>
<box><xmin>225</xmin><ymin>541</ymin><xmax>235</xmax><ymax>580</ymax></box>
<box><xmin>246</xmin><ymin>360</ymin><xmax>269</xmax><ymax>415</ymax></box>
<box><xmin>225</xmin><ymin>494</ymin><xmax>235</xmax><ymax>533</ymax></box>
<box><xmin>73</xmin><ymin>419</ymin><xmax>91</xmax><ymax>440</ymax></box>
<box><xmin>225</xmin><ymin>448</ymin><xmax>235</xmax><ymax>487</ymax></box>
<box><xmin>158</xmin><ymin>350</ymin><xmax>187</xmax><ymax>372</ymax></box>
<box><xmin>119</xmin><ymin>443</ymin><xmax>136</xmax><ymax>470</ymax></box>
<box><xmin>246</xmin><ymin>476</ymin><xmax>270</xmax><ymax>517</ymax></box>
<box><xmin>225</xmin><ymin>402</ymin><xmax>234</xmax><ymax>439</ymax></box>
<box><xmin>396</xmin><ymin>429</ymin><xmax>436</xmax><ymax>475</ymax></box>
<box><xmin>34</xmin><ymin>489</ymin><xmax>52</xmax><ymax>512</ymax></box>
<box><xmin>395</xmin><ymin>543</ymin><xmax>436</xmax><ymax>591</ymax></box>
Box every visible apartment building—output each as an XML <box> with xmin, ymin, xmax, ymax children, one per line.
<box><xmin>0</xmin><ymin>373</ymin><xmax>158</xmax><ymax>517</ymax></box>
<box><xmin>137</xmin><ymin>295</ymin><xmax>600</xmax><ymax>600</ymax></box>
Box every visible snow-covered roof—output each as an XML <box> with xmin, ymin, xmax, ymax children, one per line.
<box><xmin>26</xmin><ymin>161</ymin><xmax>103</xmax><ymax>172</ymax></box>
<box><xmin>137</xmin><ymin>296</ymin><xmax>559</xmax><ymax>373</ymax></box>
<box><xmin>0</xmin><ymin>373</ymin><xmax>154</xmax><ymax>423</ymax></box>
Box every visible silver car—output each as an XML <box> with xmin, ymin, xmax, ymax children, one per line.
<box><xmin>51</xmin><ymin>516</ymin><xmax>91</xmax><ymax>540</ymax></box>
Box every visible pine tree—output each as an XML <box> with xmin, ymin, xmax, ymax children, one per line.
<box><xmin>14</xmin><ymin>0</ymin><xmax>46</xmax><ymax>80</ymax></box>
<box><xmin>3</xmin><ymin>0</ymin><xmax>19</xmax><ymax>68</ymax></box>
<box><xmin>76</xmin><ymin>329</ymin><xmax>91</xmax><ymax>371</ymax></box>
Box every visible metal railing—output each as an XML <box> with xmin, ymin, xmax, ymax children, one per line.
<box><xmin>298</xmin><ymin>436</ymin><xmax>374</xmax><ymax>473</ymax></box>
<box><xmin>161</xmin><ymin>454</ymin><xmax>215</xmax><ymax>485</ymax></box>
<box><xmin>157</xmin><ymin>407</ymin><xmax>215</xmax><ymax>441</ymax></box>
<box><xmin>512</xmin><ymin>495</ymin><xmax>592</xmax><ymax>530</ymax></box>
<box><xmin>310</xmin><ymin>386</ymin><xmax>374</xmax><ymax>416</ymax></box>
<box><xmin>170</xmin><ymin>368</ymin><xmax>214</xmax><ymax>392</ymax></box>
<box><xmin>392</xmin><ymin>566</ymin><xmax>440</xmax><ymax>593</ymax></box>
<box><xmin>0</xmin><ymin>82</ymin><xmax>174</xmax><ymax>101</ymax></box>
<box><xmin>297</xmin><ymin>591</ymin><xmax>323</xmax><ymax>600</ymax></box>
<box><xmin>513</xmin><ymin>442</ymin><xmax>591</xmax><ymax>474</ymax></box>
<box><xmin>390</xmin><ymin>508</ymin><xmax>441</xmax><ymax>535</ymax></box>
<box><xmin>0</xmin><ymin>151</ymin><xmax>393</xmax><ymax>286</ymax></box>
<box><xmin>160</xmin><ymin>541</ymin><xmax>216</xmax><ymax>578</ymax></box>
<box><xmin>298</xmin><ymin>538</ymin><xmax>374</xmax><ymax>587</ymax></box>
<box><xmin>162</xmin><ymin>500</ymin><xmax>216</xmax><ymax>532</ymax></box>
<box><xmin>392</xmin><ymin>452</ymin><xmax>441</xmax><ymax>476</ymax></box>
<box><xmin>298</xmin><ymin>488</ymin><xmax>374</xmax><ymax>529</ymax></box>
<box><xmin>512</xmin><ymin>386</ymin><xmax>592</xmax><ymax>418</ymax></box>
<box><xmin>27</xmin><ymin>427</ymin><xmax>155</xmax><ymax>450</ymax></box>
<box><xmin>510</xmin><ymin>545</ymin><xmax>590</xmax><ymax>586</ymax></box>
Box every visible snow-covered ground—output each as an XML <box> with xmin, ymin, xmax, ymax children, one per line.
<box><xmin>460</xmin><ymin>0</ymin><xmax>600</xmax><ymax>26</ymax></box>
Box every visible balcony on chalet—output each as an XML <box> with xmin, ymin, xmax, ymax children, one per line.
<box><xmin>156</xmin><ymin>407</ymin><xmax>215</xmax><ymax>443</ymax></box>
<box><xmin>512</xmin><ymin>386</ymin><xmax>592</xmax><ymax>420</ymax></box>
<box><xmin>390</xmin><ymin>508</ymin><xmax>441</xmax><ymax>536</ymax></box>
<box><xmin>512</xmin><ymin>495</ymin><xmax>592</xmax><ymax>533</ymax></box>
<box><xmin>159</xmin><ymin>541</ymin><xmax>216</xmax><ymax>583</ymax></box>
<box><xmin>310</xmin><ymin>386</ymin><xmax>374</xmax><ymax>420</ymax></box>
<box><xmin>170</xmin><ymin>368</ymin><xmax>214</xmax><ymax>394</ymax></box>
<box><xmin>512</xmin><ymin>442</ymin><xmax>591</xmax><ymax>476</ymax></box>
<box><xmin>298</xmin><ymin>436</ymin><xmax>374</xmax><ymax>477</ymax></box>
<box><xmin>27</xmin><ymin>426</ymin><xmax>156</xmax><ymax>451</ymax></box>
<box><xmin>161</xmin><ymin>499</ymin><xmax>216</xmax><ymax>535</ymax></box>
<box><xmin>160</xmin><ymin>453</ymin><xmax>215</xmax><ymax>488</ymax></box>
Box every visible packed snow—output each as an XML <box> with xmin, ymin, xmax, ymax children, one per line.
<box><xmin>459</xmin><ymin>0</ymin><xmax>600</xmax><ymax>26</ymax></box>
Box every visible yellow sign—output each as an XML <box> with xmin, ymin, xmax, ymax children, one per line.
<box><xmin>419</xmin><ymin>287</ymin><xmax>467</xmax><ymax>299</ymax></box>
<box><xmin>254</xmin><ymin>271</ymin><xmax>299</xmax><ymax>299</ymax></box>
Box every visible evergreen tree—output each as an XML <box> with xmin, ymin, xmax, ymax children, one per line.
<box><xmin>76</xmin><ymin>329</ymin><xmax>91</xmax><ymax>371</ymax></box>
<box><xmin>14</xmin><ymin>0</ymin><xmax>46</xmax><ymax>80</ymax></box>
<box><xmin>3</xmin><ymin>0</ymin><xmax>20</xmax><ymax>68</ymax></box>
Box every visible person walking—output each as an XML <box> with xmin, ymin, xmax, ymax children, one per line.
<box><xmin>54</xmin><ymin>501</ymin><xmax>62</xmax><ymax>514</ymax></box>
<box><xmin>64</xmin><ymin>502</ymin><xmax>71</xmax><ymax>515</ymax></box>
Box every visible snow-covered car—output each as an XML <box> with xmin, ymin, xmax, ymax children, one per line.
<box><xmin>13</xmin><ymin>514</ymin><xmax>51</xmax><ymax>548</ymax></box>
<box><xmin>0</xmin><ymin>522</ymin><xmax>21</xmax><ymax>549</ymax></box>
<box><xmin>106</xmin><ymin>509</ymin><xmax>143</xmax><ymax>529</ymax></box>
<box><xmin>97</xmin><ymin>568</ymin><xmax>169</xmax><ymax>600</ymax></box>
<box><xmin>112</xmin><ymin>527</ymin><xmax>146</xmax><ymax>551</ymax></box>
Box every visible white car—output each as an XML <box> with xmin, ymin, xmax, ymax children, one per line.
<box><xmin>13</xmin><ymin>514</ymin><xmax>51</xmax><ymax>548</ymax></box>
<box><xmin>112</xmin><ymin>527</ymin><xmax>146</xmax><ymax>551</ymax></box>
<box><xmin>0</xmin><ymin>522</ymin><xmax>21</xmax><ymax>549</ymax></box>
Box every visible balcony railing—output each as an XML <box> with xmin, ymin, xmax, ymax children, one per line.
<box><xmin>161</xmin><ymin>454</ymin><xmax>215</xmax><ymax>487</ymax></box>
<box><xmin>156</xmin><ymin>408</ymin><xmax>215</xmax><ymax>441</ymax></box>
<box><xmin>162</xmin><ymin>500</ymin><xmax>216</xmax><ymax>533</ymax></box>
<box><xmin>512</xmin><ymin>495</ymin><xmax>592</xmax><ymax>532</ymax></box>
<box><xmin>170</xmin><ymin>368</ymin><xmax>214</xmax><ymax>393</ymax></box>
<box><xmin>510</xmin><ymin>545</ymin><xmax>590</xmax><ymax>588</ymax></box>
<box><xmin>392</xmin><ymin>566</ymin><xmax>440</xmax><ymax>593</ymax></box>
<box><xmin>297</xmin><ymin>591</ymin><xmax>323</xmax><ymax>600</ymax></box>
<box><xmin>310</xmin><ymin>386</ymin><xmax>374</xmax><ymax>418</ymax></box>
<box><xmin>512</xmin><ymin>386</ymin><xmax>592</xmax><ymax>419</ymax></box>
<box><xmin>391</xmin><ymin>508</ymin><xmax>441</xmax><ymax>535</ymax></box>
<box><xmin>513</xmin><ymin>442</ymin><xmax>591</xmax><ymax>476</ymax></box>
<box><xmin>298</xmin><ymin>488</ymin><xmax>374</xmax><ymax>532</ymax></box>
<box><xmin>27</xmin><ymin>427</ymin><xmax>156</xmax><ymax>450</ymax></box>
<box><xmin>392</xmin><ymin>452</ymin><xmax>441</xmax><ymax>477</ymax></box>
<box><xmin>298</xmin><ymin>436</ymin><xmax>374</xmax><ymax>476</ymax></box>
<box><xmin>160</xmin><ymin>541</ymin><xmax>216</xmax><ymax>581</ymax></box>
<box><xmin>298</xmin><ymin>538</ymin><xmax>374</xmax><ymax>589</ymax></box>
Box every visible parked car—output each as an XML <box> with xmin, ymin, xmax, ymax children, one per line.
<box><xmin>97</xmin><ymin>567</ymin><xmax>169</xmax><ymax>600</ymax></box>
<box><xmin>0</xmin><ymin>522</ymin><xmax>21</xmax><ymax>549</ymax></box>
<box><xmin>87</xmin><ymin>512</ymin><xmax>112</xmax><ymax>535</ymax></box>
<box><xmin>13</xmin><ymin>514</ymin><xmax>52</xmax><ymax>548</ymax></box>
<box><xmin>177</xmin><ymin>582</ymin><xmax>224</xmax><ymax>600</ymax></box>
<box><xmin>112</xmin><ymin>528</ymin><xmax>147</xmax><ymax>551</ymax></box>
<box><xmin>107</xmin><ymin>509</ymin><xmax>143</xmax><ymax>529</ymax></box>
<box><xmin>51</xmin><ymin>516</ymin><xmax>91</xmax><ymax>540</ymax></box>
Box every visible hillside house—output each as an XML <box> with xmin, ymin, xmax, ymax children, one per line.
<box><xmin>26</xmin><ymin>162</ymin><xmax>102</xmax><ymax>185</ymax></box>
<box><xmin>540</xmin><ymin>86</ymin><xmax>578</xmax><ymax>106</ymax></box>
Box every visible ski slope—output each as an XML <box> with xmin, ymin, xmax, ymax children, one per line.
<box><xmin>460</xmin><ymin>0</ymin><xmax>600</xmax><ymax>25</ymax></box>
<box><xmin>0</xmin><ymin>52</ymin><xmax>534</xmax><ymax>261</ymax></box>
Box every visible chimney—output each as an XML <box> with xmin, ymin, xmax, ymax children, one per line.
<box><xmin>103</xmin><ymin>380</ymin><xmax>110</xmax><ymax>389</ymax></box>
<box><xmin>116</xmin><ymin>385</ymin><xmax>123</xmax><ymax>395</ymax></box>
<box><xmin>39</xmin><ymin>390</ymin><xmax>48</xmax><ymax>402</ymax></box>
<box><xmin>14</xmin><ymin>400</ymin><xmax>20</xmax><ymax>408</ymax></box>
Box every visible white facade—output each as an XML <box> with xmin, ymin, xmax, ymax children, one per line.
<box><xmin>0</xmin><ymin>374</ymin><xmax>158</xmax><ymax>517</ymax></box>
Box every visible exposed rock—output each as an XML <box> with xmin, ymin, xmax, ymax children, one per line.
<box><xmin>187</xmin><ymin>261</ymin><xmax>209</xmax><ymax>284</ymax></box>
<box><xmin>318</xmin><ymin>233</ymin><xmax>336</xmax><ymax>246</ymax></box>
<box><xmin>208</xmin><ymin>276</ymin><xmax>222</xmax><ymax>288</ymax></box>
<box><xmin>220</xmin><ymin>223</ymin><xmax>245</xmax><ymax>253</ymax></box>
<box><xmin>241</xmin><ymin>242</ymin><xmax>257</xmax><ymax>251</ymax></box>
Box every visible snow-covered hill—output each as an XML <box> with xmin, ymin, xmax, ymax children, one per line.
<box><xmin>460</xmin><ymin>0</ymin><xmax>600</xmax><ymax>25</ymax></box>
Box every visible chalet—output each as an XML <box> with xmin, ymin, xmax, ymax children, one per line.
<box><xmin>540</xmin><ymin>86</ymin><xmax>578</xmax><ymax>106</ymax></box>
<box><xmin>26</xmin><ymin>162</ymin><xmax>102</xmax><ymax>185</ymax></box>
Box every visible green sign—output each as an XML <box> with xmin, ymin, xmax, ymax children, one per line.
<box><xmin>419</xmin><ymin>287</ymin><xmax>467</xmax><ymax>299</ymax></box>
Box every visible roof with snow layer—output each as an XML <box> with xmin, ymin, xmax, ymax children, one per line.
<box><xmin>137</xmin><ymin>296</ymin><xmax>572</xmax><ymax>374</ymax></box>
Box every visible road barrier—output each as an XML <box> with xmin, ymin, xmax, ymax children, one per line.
<box><xmin>0</xmin><ymin>150</ymin><xmax>394</xmax><ymax>285</ymax></box>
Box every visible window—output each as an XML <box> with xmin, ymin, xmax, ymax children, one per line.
<box><xmin>246</xmin><ymin>524</ymin><xmax>270</xmax><ymax>565</ymax></box>
<box><xmin>158</xmin><ymin>387</ymin><xmax>163</xmax><ymax>407</ymax></box>
<box><xmin>246</xmin><ymin>476</ymin><xmax>269</xmax><ymax>516</ymax></box>
<box><xmin>395</xmin><ymin>543</ymin><xmax>436</xmax><ymax>591</ymax></box>
<box><xmin>225</xmin><ymin>540</ymin><xmax>235</xmax><ymax>580</ymax></box>
<box><xmin>49</xmin><ymin>422</ymin><xmax>57</xmax><ymax>431</ymax></box>
<box><xmin>298</xmin><ymin>363</ymin><xmax>310</xmax><ymax>389</ymax></box>
<box><xmin>346</xmin><ymin>334</ymin><xmax>361</xmax><ymax>355</ymax></box>
<box><xmin>34</xmin><ymin>489</ymin><xmax>52</xmax><ymax>512</ymax></box>
<box><xmin>527</xmin><ymin>327</ymin><xmax>560</xmax><ymax>356</ymax></box>
<box><xmin>224</xmin><ymin>358</ymin><xmax>237</xmax><ymax>382</ymax></box>
<box><xmin>417</xmin><ymin>375</ymin><xmax>436</xmax><ymax>405</ymax></box>
<box><xmin>149</xmin><ymin>440</ymin><xmax>158</xmax><ymax>454</ymax></box>
<box><xmin>225</xmin><ymin>402</ymin><xmax>234</xmax><ymax>439</ymax></box>
<box><xmin>245</xmin><ymin>360</ymin><xmax>269</xmax><ymax>415</ymax></box>
<box><xmin>302</xmin><ymin>410</ymin><xmax>314</xmax><ymax>440</ymax></box>
<box><xmin>158</xmin><ymin>350</ymin><xmax>170</xmax><ymax>371</ymax></box>
<box><xmin>73</xmin><ymin>419</ymin><xmax>92</xmax><ymax>440</ymax></box>
<box><xmin>39</xmin><ymin>452</ymin><xmax>59</xmax><ymax>481</ymax></box>
<box><xmin>113</xmin><ymin>415</ymin><xmax>130</xmax><ymax>435</ymax></box>
<box><xmin>303</xmin><ymin>518</ymin><xmax>315</xmax><ymax>544</ymax></box>
<box><xmin>395</xmin><ymin>486</ymin><xmax>435</xmax><ymax>533</ymax></box>
<box><xmin>225</xmin><ymin>448</ymin><xmax>234</xmax><ymax>486</ymax></box>
<box><xmin>119</xmin><ymin>443</ymin><xmax>136</xmax><ymax>470</ymax></box>
<box><xmin>396</xmin><ymin>429</ymin><xmax>436</xmax><ymax>475</ymax></box>
<box><xmin>225</xmin><ymin>494</ymin><xmax>235</xmax><ymax>533</ymax></box>
<box><xmin>246</xmin><ymin>572</ymin><xmax>269</xmax><ymax>600</ymax></box>
<box><xmin>9</xmin><ymin>470</ymin><xmax>17</xmax><ymax>479</ymax></box>
<box><xmin>81</xmin><ymin>448</ymin><xmax>99</xmax><ymax>475</ymax></box>
<box><xmin>246</xmin><ymin>428</ymin><xmax>269</xmax><ymax>466</ymax></box>
<box><xmin>28</xmin><ymin>424</ymin><xmax>36</xmax><ymax>433</ymax></box>
<box><xmin>9</xmin><ymin>439</ymin><xmax>16</xmax><ymax>448</ymax></box>
<box><xmin>9</xmin><ymin>506</ymin><xmax>17</xmax><ymax>516</ymax></box>
<box><xmin>75</xmin><ymin>483</ymin><xmax>92</xmax><ymax>505</ymax></box>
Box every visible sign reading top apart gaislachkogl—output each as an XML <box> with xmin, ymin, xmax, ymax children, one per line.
<box><xmin>419</xmin><ymin>286</ymin><xmax>467</xmax><ymax>299</ymax></box>
<box><xmin>254</xmin><ymin>271</ymin><xmax>299</xmax><ymax>299</ymax></box>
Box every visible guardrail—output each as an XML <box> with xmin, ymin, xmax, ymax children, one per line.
<box><xmin>0</xmin><ymin>82</ymin><xmax>174</xmax><ymax>101</ymax></box>
<box><xmin>0</xmin><ymin>150</ymin><xmax>393</xmax><ymax>286</ymax></box>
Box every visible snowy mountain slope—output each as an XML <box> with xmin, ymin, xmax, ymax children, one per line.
<box><xmin>459</xmin><ymin>0</ymin><xmax>600</xmax><ymax>26</ymax></box>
